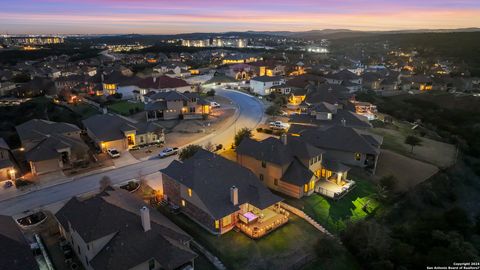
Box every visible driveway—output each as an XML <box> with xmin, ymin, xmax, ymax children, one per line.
<box><xmin>112</xmin><ymin>150</ymin><xmax>139</xmax><ymax>167</ymax></box>
<box><xmin>0</xmin><ymin>89</ymin><xmax>265</xmax><ymax>216</ymax></box>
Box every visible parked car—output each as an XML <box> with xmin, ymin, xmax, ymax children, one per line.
<box><xmin>107</xmin><ymin>148</ymin><xmax>120</xmax><ymax>158</ymax></box>
<box><xmin>159</xmin><ymin>147</ymin><xmax>179</xmax><ymax>158</ymax></box>
<box><xmin>210</xmin><ymin>101</ymin><xmax>221</xmax><ymax>108</ymax></box>
<box><xmin>269</xmin><ymin>121</ymin><xmax>290</xmax><ymax>130</ymax></box>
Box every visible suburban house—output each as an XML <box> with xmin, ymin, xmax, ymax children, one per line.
<box><xmin>236</xmin><ymin>135</ymin><xmax>356</xmax><ymax>199</ymax></box>
<box><xmin>16</xmin><ymin>119</ymin><xmax>89</xmax><ymax>175</ymax></box>
<box><xmin>288</xmin><ymin>124</ymin><xmax>383</xmax><ymax>174</ymax></box>
<box><xmin>0</xmin><ymin>215</ymin><xmax>40</xmax><ymax>270</ymax></box>
<box><xmin>55</xmin><ymin>187</ymin><xmax>197</xmax><ymax>270</ymax></box>
<box><xmin>0</xmin><ymin>138</ymin><xmax>16</xmax><ymax>181</ymax></box>
<box><xmin>112</xmin><ymin>76</ymin><xmax>192</xmax><ymax>101</ymax></box>
<box><xmin>250</xmin><ymin>76</ymin><xmax>286</xmax><ymax>96</ymax></box>
<box><xmin>144</xmin><ymin>91</ymin><xmax>210</xmax><ymax>121</ymax></box>
<box><xmin>160</xmin><ymin>149</ymin><xmax>289</xmax><ymax>238</ymax></box>
<box><xmin>289</xmin><ymin>101</ymin><xmax>372</xmax><ymax>129</ymax></box>
<box><xmin>83</xmin><ymin>114</ymin><xmax>165</xmax><ymax>152</ymax></box>
<box><xmin>322</xmin><ymin>70</ymin><xmax>363</xmax><ymax>92</ymax></box>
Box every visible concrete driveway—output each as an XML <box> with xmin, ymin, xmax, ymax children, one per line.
<box><xmin>0</xmin><ymin>89</ymin><xmax>265</xmax><ymax>216</ymax></box>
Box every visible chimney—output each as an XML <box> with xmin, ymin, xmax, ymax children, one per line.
<box><xmin>280</xmin><ymin>133</ymin><xmax>288</xmax><ymax>145</ymax></box>
<box><xmin>230</xmin><ymin>186</ymin><xmax>238</xmax><ymax>206</ymax></box>
<box><xmin>140</xmin><ymin>206</ymin><xmax>151</xmax><ymax>232</ymax></box>
<box><xmin>341</xmin><ymin>118</ymin><xmax>346</xmax><ymax>127</ymax></box>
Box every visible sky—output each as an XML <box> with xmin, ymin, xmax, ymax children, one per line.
<box><xmin>1</xmin><ymin>0</ymin><xmax>479</xmax><ymax>34</ymax></box>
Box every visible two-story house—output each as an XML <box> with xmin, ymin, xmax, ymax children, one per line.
<box><xmin>250</xmin><ymin>76</ymin><xmax>286</xmax><ymax>96</ymax></box>
<box><xmin>289</xmin><ymin>124</ymin><xmax>383</xmax><ymax>174</ymax></box>
<box><xmin>161</xmin><ymin>149</ymin><xmax>288</xmax><ymax>238</ymax></box>
<box><xmin>55</xmin><ymin>187</ymin><xmax>197</xmax><ymax>270</ymax></box>
<box><xmin>83</xmin><ymin>114</ymin><xmax>165</xmax><ymax>152</ymax></box>
<box><xmin>144</xmin><ymin>91</ymin><xmax>210</xmax><ymax>121</ymax></box>
<box><xmin>236</xmin><ymin>134</ymin><xmax>356</xmax><ymax>199</ymax></box>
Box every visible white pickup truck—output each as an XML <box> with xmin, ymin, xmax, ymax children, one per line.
<box><xmin>159</xmin><ymin>147</ymin><xmax>179</xmax><ymax>158</ymax></box>
<box><xmin>269</xmin><ymin>121</ymin><xmax>290</xmax><ymax>130</ymax></box>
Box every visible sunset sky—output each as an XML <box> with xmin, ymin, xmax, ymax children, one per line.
<box><xmin>1</xmin><ymin>0</ymin><xmax>479</xmax><ymax>34</ymax></box>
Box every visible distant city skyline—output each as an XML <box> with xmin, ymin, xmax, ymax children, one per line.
<box><xmin>1</xmin><ymin>0</ymin><xmax>479</xmax><ymax>34</ymax></box>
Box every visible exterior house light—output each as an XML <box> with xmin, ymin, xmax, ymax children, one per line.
<box><xmin>181</xmin><ymin>199</ymin><xmax>186</xmax><ymax>207</ymax></box>
<box><xmin>188</xmin><ymin>188</ymin><xmax>192</xmax><ymax>197</ymax></box>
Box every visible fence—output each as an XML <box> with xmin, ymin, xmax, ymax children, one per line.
<box><xmin>280</xmin><ymin>202</ymin><xmax>335</xmax><ymax>238</ymax></box>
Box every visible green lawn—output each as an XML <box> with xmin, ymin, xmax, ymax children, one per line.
<box><xmin>107</xmin><ymin>100</ymin><xmax>144</xmax><ymax>115</ymax></box>
<box><xmin>283</xmin><ymin>177</ymin><xmax>380</xmax><ymax>234</ymax></box>
<box><xmin>158</xmin><ymin>208</ymin><xmax>323</xmax><ymax>270</ymax></box>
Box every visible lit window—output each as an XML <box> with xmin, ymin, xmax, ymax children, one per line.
<box><xmin>181</xmin><ymin>200</ymin><xmax>186</xmax><ymax>207</ymax></box>
<box><xmin>215</xmin><ymin>220</ymin><xmax>219</xmax><ymax>229</ymax></box>
<box><xmin>188</xmin><ymin>188</ymin><xmax>192</xmax><ymax>197</ymax></box>
<box><xmin>222</xmin><ymin>215</ymin><xmax>232</xmax><ymax>226</ymax></box>
<box><xmin>355</xmin><ymin>153</ymin><xmax>361</xmax><ymax>161</ymax></box>
<box><xmin>321</xmin><ymin>169</ymin><xmax>326</xmax><ymax>178</ymax></box>
<box><xmin>309</xmin><ymin>180</ymin><xmax>315</xmax><ymax>190</ymax></box>
<box><xmin>304</xmin><ymin>184</ymin><xmax>308</xmax><ymax>193</ymax></box>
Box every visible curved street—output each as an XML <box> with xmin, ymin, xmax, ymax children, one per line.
<box><xmin>0</xmin><ymin>89</ymin><xmax>265</xmax><ymax>216</ymax></box>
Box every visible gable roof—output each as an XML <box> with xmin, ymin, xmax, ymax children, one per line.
<box><xmin>16</xmin><ymin>119</ymin><xmax>80</xmax><ymax>143</ymax></box>
<box><xmin>0</xmin><ymin>215</ymin><xmax>39</xmax><ymax>270</ymax></box>
<box><xmin>290</xmin><ymin>108</ymin><xmax>372</xmax><ymax>129</ymax></box>
<box><xmin>288</xmin><ymin>124</ymin><xmax>382</xmax><ymax>155</ymax></box>
<box><xmin>251</xmin><ymin>75</ymin><xmax>283</xmax><ymax>83</ymax></box>
<box><xmin>82</xmin><ymin>114</ymin><xmax>163</xmax><ymax>142</ymax></box>
<box><xmin>135</xmin><ymin>76</ymin><xmax>190</xmax><ymax>89</ymax></box>
<box><xmin>160</xmin><ymin>149</ymin><xmax>282</xmax><ymax>219</ymax></box>
<box><xmin>55</xmin><ymin>188</ymin><xmax>196</xmax><ymax>270</ymax></box>
<box><xmin>237</xmin><ymin>136</ymin><xmax>323</xmax><ymax>186</ymax></box>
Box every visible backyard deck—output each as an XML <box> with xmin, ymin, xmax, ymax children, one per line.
<box><xmin>236</xmin><ymin>207</ymin><xmax>289</xmax><ymax>238</ymax></box>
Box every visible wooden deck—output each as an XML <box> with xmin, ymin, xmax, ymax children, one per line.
<box><xmin>236</xmin><ymin>207</ymin><xmax>289</xmax><ymax>239</ymax></box>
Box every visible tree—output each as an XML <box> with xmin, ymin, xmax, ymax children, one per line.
<box><xmin>206</xmin><ymin>89</ymin><xmax>216</xmax><ymax>97</ymax></box>
<box><xmin>178</xmin><ymin>144</ymin><xmax>203</xmax><ymax>161</ymax></box>
<box><xmin>405</xmin><ymin>135</ymin><xmax>422</xmax><ymax>153</ymax></box>
<box><xmin>203</xmin><ymin>141</ymin><xmax>215</xmax><ymax>152</ymax></box>
<box><xmin>234</xmin><ymin>128</ymin><xmax>252</xmax><ymax>147</ymax></box>
<box><xmin>379</xmin><ymin>175</ymin><xmax>397</xmax><ymax>192</ymax></box>
<box><xmin>266</xmin><ymin>105</ymin><xmax>280</xmax><ymax>116</ymax></box>
<box><xmin>99</xmin><ymin>176</ymin><xmax>111</xmax><ymax>191</ymax></box>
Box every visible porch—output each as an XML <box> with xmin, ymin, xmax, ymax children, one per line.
<box><xmin>316</xmin><ymin>177</ymin><xmax>356</xmax><ymax>200</ymax></box>
<box><xmin>236</xmin><ymin>204</ymin><xmax>289</xmax><ymax>239</ymax></box>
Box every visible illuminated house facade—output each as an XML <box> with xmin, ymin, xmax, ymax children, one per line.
<box><xmin>161</xmin><ymin>149</ymin><xmax>288</xmax><ymax>238</ymax></box>
<box><xmin>250</xmin><ymin>76</ymin><xmax>286</xmax><ymax>96</ymax></box>
<box><xmin>15</xmin><ymin>119</ymin><xmax>89</xmax><ymax>175</ymax></box>
<box><xmin>236</xmin><ymin>134</ymin><xmax>357</xmax><ymax>199</ymax></box>
<box><xmin>83</xmin><ymin>114</ymin><xmax>165</xmax><ymax>152</ymax></box>
<box><xmin>0</xmin><ymin>138</ymin><xmax>16</xmax><ymax>182</ymax></box>
<box><xmin>144</xmin><ymin>91</ymin><xmax>211</xmax><ymax>121</ymax></box>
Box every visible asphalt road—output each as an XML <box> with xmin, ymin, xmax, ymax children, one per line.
<box><xmin>0</xmin><ymin>89</ymin><xmax>264</xmax><ymax>216</ymax></box>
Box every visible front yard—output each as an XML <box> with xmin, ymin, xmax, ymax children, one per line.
<box><xmin>283</xmin><ymin>176</ymin><xmax>380</xmax><ymax>234</ymax></box>
<box><xmin>107</xmin><ymin>100</ymin><xmax>144</xmax><ymax>116</ymax></box>
<box><xmin>159</xmin><ymin>207</ymin><xmax>326</xmax><ymax>270</ymax></box>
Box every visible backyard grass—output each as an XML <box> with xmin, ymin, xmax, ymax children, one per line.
<box><xmin>283</xmin><ymin>176</ymin><xmax>380</xmax><ymax>234</ymax></box>
<box><xmin>107</xmin><ymin>100</ymin><xmax>144</xmax><ymax>115</ymax></box>
<box><xmin>159</xmin><ymin>207</ymin><xmax>324</xmax><ymax>270</ymax></box>
<box><xmin>69</xmin><ymin>103</ymin><xmax>100</xmax><ymax>119</ymax></box>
